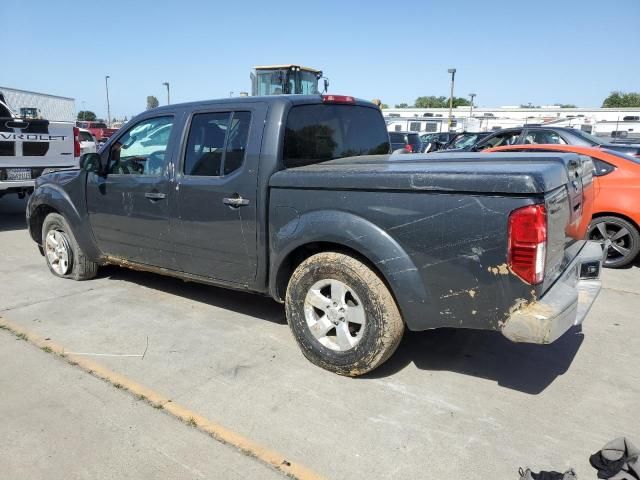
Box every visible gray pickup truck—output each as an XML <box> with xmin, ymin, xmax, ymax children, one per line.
<box><xmin>26</xmin><ymin>94</ymin><xmax>603</xmax><ymax>376</ymax></box>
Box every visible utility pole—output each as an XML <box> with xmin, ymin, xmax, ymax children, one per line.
<box><xmin>162</xmin><ymin>82</ymin><xmax>170</xmax><ymax>104</ymax></box>
<box><xmin>469</xmin><ymin>93</ymin><xmax>476</xmax><ymax>118</ymax></box>
<box><xmin>105</xmin><ymin>75</ymin><xmax>111</xmax><ymax>127</ymax></box>
<box><xmin>447</xmin><ymin>68</ymin><xmax>456</xmax><ymax>132</ymax></box>
<box><xmin>468</xmin><ymin>93</ymin><xmax>476</xmax><ymax>131</ymax></box>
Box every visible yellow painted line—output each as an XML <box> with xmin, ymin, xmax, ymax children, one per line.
<box><xmin>0</xmin><ymin>316</ymin><xmax>326</xmax><ymax>480</ymax></box>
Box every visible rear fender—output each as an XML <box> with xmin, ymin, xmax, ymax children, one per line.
<box><xmin>270</xmin><ymin>209</ymin><xmax>434</xmax><ymax>330</ymax></box>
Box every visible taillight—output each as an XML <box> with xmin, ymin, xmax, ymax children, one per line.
<box><xmin>73</xmin><ymin>127</ymin><xmax>81</xmax><ymax>157</ymax></box>
<box><xmin>404</xmin><ymin>144</ymin><xmax>413</xmax><ymax>153</ymax></box>
<box><xmin>508</xmin><ymin>204</ymin><xmax>547</xmax><ymax>284</ymax></box>
<box><xmin>322</xmin><ymin>94</ymin><xmax>355</xmax><ymax>104</ymax></box>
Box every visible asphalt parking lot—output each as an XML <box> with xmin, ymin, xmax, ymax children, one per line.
<box><xmin>1</xmin><ymin>195</ymin><xmax>639</xmax><ymax>479</ymax></box>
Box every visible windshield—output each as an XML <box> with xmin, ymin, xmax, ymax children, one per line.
<box><xmin>256</xmin><ymin>71</ymin><xmax>285</xmax><ymax>95</ymax></box>
<box><xmin>390</xmin><ymin>133</ymin><xmax>405</xmax><ymax>143</ymax></box>
<box><xmin>602</xmin><ymin>149</ymin><xmax>640</xmax><ymax>164</ymax></box>
<box><xmin>284</xmin><ymin>104</ymin><xmax>390</xmax><ymax>167</ymax></box>
<box><xmin>298</xmin><ymin>70</ymin><xmax>319</xmax><ymax>94</ymax></box>
<box><xmin>449</xmin><ymin>134</ymin><xmax>481</xmax><ymax>149</ymax></box>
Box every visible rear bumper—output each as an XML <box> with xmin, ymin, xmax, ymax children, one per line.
<box><xmin>501</xmin><ymin>241</ymin><xmax>604</xmax><ymax>344</ymax></box>
<box><xmin>0</xmin><ymin>180</ymin><xmax>35</xmax><ymax>192</ymax></box>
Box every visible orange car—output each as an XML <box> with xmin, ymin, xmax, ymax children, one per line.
<box><xmin>485</xmin><ymin>144</ymin><xmax>640</xmax><ymax>268</ymax></box>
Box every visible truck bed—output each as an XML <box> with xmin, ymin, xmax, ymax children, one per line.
<box><xmin>269</xmin><ymin>151</ymin><xmax>595</xmax><ymax>335</ymax></box>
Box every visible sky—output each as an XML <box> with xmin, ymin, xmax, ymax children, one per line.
<box><xmin>1</xmin><ymin>0</ymin><xmax>639</xmax><ymax>120</ymax></box>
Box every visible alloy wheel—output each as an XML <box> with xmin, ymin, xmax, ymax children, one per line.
<box><xmin>45</xmin><ymin>230</ymin><xmax>72</xmax><ymax>275</ymax></box>
<box><xmin>303</xmin><ymin>279</ymin><xmax>366</xmax><ymax>352</ymax></box>
<box><xmin>588</xmin><ymin>220</ymin><xmax>634</xmax><ymax>266</ymax></box>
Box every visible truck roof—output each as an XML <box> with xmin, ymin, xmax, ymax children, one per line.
<box><xmin>150</xmin><ymin>95</ymin><xmax>375</xmax><ymax>113</ymax></box>
<box><xmin>253</xmin><ymin>65</ymin><xmax>322</xmax><ymax>73</ymax></box>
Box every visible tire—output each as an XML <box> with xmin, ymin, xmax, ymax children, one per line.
<box><xmin>42</xmin><ymin>213</ymin><xmax>98</xmax><ymax>280</ymax></box>
<box><xmin>285</xmin><ymin>252</ymin><xmax>404</xmax><ymax>376</ymax></box>
<box><xmin>587</xmin><ymin>216</ymin><xmax>640</xmax><ymax>268</ymax></box>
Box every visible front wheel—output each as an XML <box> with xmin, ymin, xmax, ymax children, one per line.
<box><xmin>588</xmin><ymin>216</ymin><xmax>640</xmax><ymax>268</ymax></box>
<box><xmin>42</xmin><ymin>213</ymin><xmax>99</xmax><ymax>280</ymax></box>
<box><xmin>285</xmin><ymin>252</ymin><xmax>404</xmax><ymax>376</ymax></box>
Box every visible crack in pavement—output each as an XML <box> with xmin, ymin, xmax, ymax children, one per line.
<box><xmin>0</xmin><ymin>286</ymin><xmax>100</xmax><ymax>313</ymax></box>
<box><xmin>602</xmin><ymin>286</ymin><xmax>640</xmax><ymax>297</ymax></box>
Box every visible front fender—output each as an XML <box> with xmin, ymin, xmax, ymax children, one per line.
<box><xmin>28</xmin><ymin>179</ymin><xmax>102</xmax><ymax>261</ymax></box>
<box><xmin>269</xmin><ymin>209</ymin><xmax>438</xmax><ymax>330</ymax></box>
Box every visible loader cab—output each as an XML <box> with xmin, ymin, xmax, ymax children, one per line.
<box><xmin>250</xmin><ymin>65</ymin><xmax>324</xmax><ymax>96</ymax></box>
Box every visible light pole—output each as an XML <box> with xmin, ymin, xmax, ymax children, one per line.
<box><xmin>105</xmin><ymin>75</ymin><xmax>111</xmax><ymax>127</ymax></box>
<box><xmin>162</xmin><ymin>82</ymin><xmax>170</xmax><ymax>104</ymax></box>
<box><xmin>447</xmin><ymin>68</ymin><xmax>456</xmax><ymax>131</ymax></box>
<box><xmin>469</xmin><ymin>93</ymin><xmax>476</xmax><ymax>118</ymax></box>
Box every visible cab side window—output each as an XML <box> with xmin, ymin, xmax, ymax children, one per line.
<box><xmin>108</xmin><ymin>116</ymin><xmax>174</xmax><ymax>175</ymax></box>
<box><xmin>523</xmin><ymin>130</ymin><xmax>567</xmax><ymax>145</ymax></box>
<box><xmin>184</xmin><ymin>111</ymin><xmax>251</xmax><ymax>177</ymax></box>
<box><xmin>224</xmin><ymin>112</ymin><xmax>251</xmax><ymax>175</ymax></box>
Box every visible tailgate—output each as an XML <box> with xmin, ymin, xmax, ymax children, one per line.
<box><xmin>542</xmin><ymin>154</ymin><xmax>595</xmax><ymax>293</ymax></box>
<box><xmin>0</xmin><ymin>120</ymin><xmax>76</xmax><ymax>169</ymax></box>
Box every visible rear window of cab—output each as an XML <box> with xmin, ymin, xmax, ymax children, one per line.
<box><xmin>283</xmin><ymin>104</ymin><xmax>390</xmax><ymax>168</ymax></box>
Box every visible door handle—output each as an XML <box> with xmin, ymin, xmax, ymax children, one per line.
<box><xmin>223</xmin><ymin>195</ymin><xmax>250</xmax><ymax>207</ymax></box>
<box><xmin>145</xmin><ymin>191</ymin><xmax>166</xmax><ymax>200</ymax></box>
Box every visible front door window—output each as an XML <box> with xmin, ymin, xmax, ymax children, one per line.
<box><xmin>108</xmin><ymin>116</ymin><xmax>174</xmax><ymax>176</ymax></box>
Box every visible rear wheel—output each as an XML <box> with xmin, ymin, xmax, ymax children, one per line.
<box><xmin>588</xmin><ymin>216</ymin><xmax>640</xmax><ymax>268</ymax></box>
<box><xmin>285</xmin><ymin>252</ymin><xmax>404</xmax><ymax>376</ymax></box>
<box><xmin>42</xmin><ymin>213</ymin><xmax>98</xmax><ymax>280</ymax></box>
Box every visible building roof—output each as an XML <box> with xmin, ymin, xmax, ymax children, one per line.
<box><xmin>0</xmin><ymin>86</ymin><xmax>74</xmax><ymax>101</ymax></box>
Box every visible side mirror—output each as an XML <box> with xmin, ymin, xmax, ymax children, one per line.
<box><xmin>79</xmin><ymin>153</ymin><xmax>102</xmax><ymax>173</ymax></box>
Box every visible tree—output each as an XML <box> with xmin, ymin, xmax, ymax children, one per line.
<box><xmin>395</xmin><ymin>103</ymin><xmax>409</xmax><ymax>108</ymax></box>
<box><xmin>77</xmin><ymin>110</ymin><xmax>97</xmax><ymax>121</ymax></box>
<box><xmin>380</xmin><ymin>103</ymin><xmax>389</xmax><ymax>109</ymax></box>
<box><xmin>520</xmin><ymin>103</ymin><xmax>540</xmax><ymax>108</ymax></box>
<box><xmin>414</xmin><ymin>96</ymin><xmax>470</xmax><ymax>108</ymax></box>
<box><xmin>602</xmin><ymin>91</ymin><xmax>640</xmax><ymax>108</ymax></box>
<box><xmin>414</xmin><ymin>96</ymin><xmax>446</xmax><ymax>108</ymax></box>
<box><xmin>557</xmin><ymin>104</ymin><xmax>576</xmax><ymax>108</ymax></box>
<box><xmin>452</xmin><ymin>97</ymin><xmax>471</xmax><ymax>107</ymax></box>
<box><xmin>146</xmin><ymin>95</ymin><xmax>159</xmax><ymax>110</ymax></box>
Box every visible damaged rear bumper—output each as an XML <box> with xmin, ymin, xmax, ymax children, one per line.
<box><xmin>501</xmin><ymin>241</ymin><xmax>603</xmax><ymax>344</ymax></box>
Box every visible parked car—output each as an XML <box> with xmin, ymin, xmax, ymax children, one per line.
<box><xmin>442</xmin><ymin>131</ymin><xmax>491</xmax><ymax>150</ymax></box>
<box><xmin>486</xmin><ymin>144</ymin><xmax>640</xmax><ymax>268</ymax></box>
<box><xmin>0</xmin><ymin>97</ymin><xmax>80</xmax><ymax>199</ymax></box>
<box><xmin>27</xmin><ymin>94</ymin><xmax>603</xmax><ymax>376</ymax></box>
<box><xmin>76</xmin><ymin>121</ymin><xmax>118</xmax><ymax>143</ymax></box>
<box><xmin>78</xmin><ymin>128</ymin><xmax>97</xmax><ymax>155</ymax></box>
<box><xmin>419</xmin><ymin>132</ymin><xmax>455</xmax><ymax>151</ymax></box>
<box><xmin>450</xmin><ymin>126</ymin><xmax>640</xmax><ymax>157</ymax></box>
<box><xmin>389</xmin><ymin>131</ymin><xmax>422</xmax><ymax>152</ymax></box>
